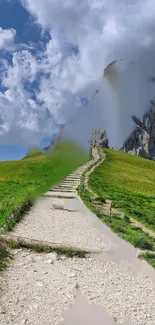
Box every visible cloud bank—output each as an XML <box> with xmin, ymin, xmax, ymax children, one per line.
<box><xmin>0</xmin><ymin>27</ymin><xmax>16</xmax><ymax>51</ymax></box>
<box><xmin>1</xmin><ymin>0</ymin><xmax>155</xmax><ymax>147</ymax></box>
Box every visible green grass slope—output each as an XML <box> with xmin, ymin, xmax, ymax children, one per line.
<box><xmin>139</xmin><ymin>252</ymin><xmax>155</xmax><ymax>269</ymax></box>
<box><xmin>0</xmin><ymin>141</ymin><xmax>88</xmax><ymax>228</ymax></box>
<box><xmin>89</xmin><ymin>149</ymin><xmax>155</xmax><ymax>232</ymax></box>
<box><xmin>78</xmin><ymin>148</ymin><xmax>155</xmax><ymax>268</ymax></box>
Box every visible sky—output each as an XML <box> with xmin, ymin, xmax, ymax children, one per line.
<box><xmin>1</xmin><ymin>1</ymin><xmax>155</xmax><ymax>159</ymax></box>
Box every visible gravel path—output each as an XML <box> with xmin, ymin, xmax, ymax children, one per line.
<box><xmin>11</xmin><ymin>207</ymin><xmax>106</xmax><ymax>251</ymax></box>
<box><xmin>1</xmin><ymin>251</ymin><xmax>155</xmax><ymax>325</ymax></box>
<box><xmin>11</xmin><ymin>150</ymin><xmax>105</xmax><ymax>251</ymax></box>
<box><xmin>1</xmin><ymin>149</ymin><xmax>155</xmax><ymax>325</ymax></box>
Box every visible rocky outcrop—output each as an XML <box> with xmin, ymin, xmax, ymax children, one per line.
<box><xmin>89</xmin><ymin>100</ymin><xmax>155</xmax><ymax>161</ymax></box>
<box><xmin>89</xmin><ymin>130</ymin><xmax>109</xmax><ymax>148</ymax></box>
<box><xmin>43</xmin><ymin>140</ymin><xmax>55</xmax><ymax>152</ymax></box>
<box><xmin>122</xmin><ymin>100</ymin><xmax>155</xmax><ymax>160</ymax></box>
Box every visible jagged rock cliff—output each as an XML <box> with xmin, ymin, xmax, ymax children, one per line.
<box><xmin>122</xmin><ymin>100</ymin><xmax>155</xmax><ymax>160</ymax></box>
<box><xmin>43</xmin><ymin>140</ymin><xmax>55</xmax><ymax>152</ymax></box>
<box><xmin>89</xmin><ymin>129</ymin><xmax>109</xmax><ymax>148</ymax></box>
<box><xmin>89</xmin><ymin>101</ymin><xmax>155</xmax><ymax>161</ymax></box>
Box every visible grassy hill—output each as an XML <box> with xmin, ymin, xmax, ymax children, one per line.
<box><xmin>79</xmin><ymin>148</ymin><xmax>155</xmax><ymax>268</ymax></box>
<box><xmin>89</xmin><ymin>149</ymin><xmax>155</xmax><ymax>232</ymax></box>
<box><xmin>0</xmin><ymin>141</ymin><xmax>88</xmax><ymax>229</ymax></box>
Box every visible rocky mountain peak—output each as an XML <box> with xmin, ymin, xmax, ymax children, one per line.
<box><xmin>122</xmin><ymin>100</ymin><xmax>155</xmax><ymax>160</ymax></box>
<box><xmin>89</xmin><ymin>129</ymin><xmax>109</xmax><ymax>148</ymax></box>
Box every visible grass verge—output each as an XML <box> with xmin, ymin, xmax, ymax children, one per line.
<box><xmin>0</xmin><ymin>237</ymin><xmax>12</xmax><ymax>271</ymax></box>
<box><xmin>6</xmin><ymin>238</ymin><xmax>87</xmax><ymax>258</ymax></box>
<box><xmin>0</xmin><ymin>235</ymin><xmax>87</xmax><ymax>271</ymax></box>
<box><xmin>78</xmin><ymin>186</ymin><xmax>155</xmax><ymax>252</ymax></box>
<box><xmin>1</xmin><ymin>201</ymin><xmax>33</xmax><ymax>233</ymax></box>
<box><xmin>139</xmin><ymin>252</ymin><xmax>155</xmax><ymax>268</ymax></box>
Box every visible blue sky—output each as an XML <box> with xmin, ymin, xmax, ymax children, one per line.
<box><xmin>0</xmin><ymin>134</ymin><xmax>56</xmax><ymax>161</ymax></box>
<box><xmin>0</xmin><ymin>0</ymin><xmax>44</xmax><ymax>159</ymax></box>
<box><xmin>0</xmin><ymin>0</ymin><xmax>83</xmax><ymax>160</ymax></box>
<box><xmin>0</xmin><ymin>0</ymin><xmax>41</xmax><ymax>44</ymax></box>
<box><xmin>0</xmin><ymin>0</ymin><xmax>59</xmax><ymax>159</ymax></box>
<box><xmin>0</xmin><ymin>143</ymin><xmax>26</xmax><ymax>160</ymax></box>
<box><xmin>0</xmin><ymin>0</ymin><xmax>155</xmax><ymax>160</ymax></box>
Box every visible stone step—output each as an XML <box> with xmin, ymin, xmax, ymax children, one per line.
<box><xmin>65</xmin><ymin>176</ymin><xmax>81</xmax><ymax>179</ymax></box>
<box><xmin>55</xmin><ymin>184</ymin><xmax>78</xmax><ymax>189</ymax></box>
<box><xmin>53</xmin><ymin>186</ymin><xmax>77</xmax><ymax>191</ymax></box>
<box><xmin>65</xmin><ymin>175</ymin><xmax>81</xmax><ymax>179</ymax></box>
<box><xmin>50</xmin><ymin>188</ymin><xmax>76</xmax><ymax>193</ymax></box>
<box><xmin>60</xmin><ymin>180</ymin><xmax>79</xmax><ymax>183</ymax></box>
<box><xmin>53</xmin><ymin>186</ymin><xmax>76</xmax><ymax>190</ymax></box>
<box><xmin>65</xmin><ymin>179</ymin><xmax>80</xmax><ymax>184</ymax></box>
<box><xmin>65</xmin><ymin>178</ymin><xmax>80</xmax><ymax>182</ymax></box>
<box><xmin>65</xmin><ymin>174</ymin><xmax>81</xmax><ymax>177</ymax></box>
<box><xmin>78</xmin><ymin>167</ymin><xmax>89</xmax><ymax>170</ymax></box>
<box><xmin>60</xmin><ymin>184</ymin><xmax>79</xmax><ymax>188</ymax></box>
<box><xmin>79</xmin><ymin>163</ymin><xmax>92</xmax><ymax>168</ymax></box>
<box><xmin>62</xmin><ymin>181</ymin><xmax>80</xmax><ymax>185</ymax></box>
<box><xmin>54</xmin><ymin>183</ymin><xmax>77</xmax><ymax>186</ymax></box>
<box><xmin>79</xmin><ymin>164</ymin><xmax>92</xmax><ymax>168</ymax></box>
<box><xmin>76</xmin><ymin>168</ymin><xmax>88</xmax><ymax>171</ymax></box>
<box><xmin>67</xmin><ymin>172</ymin><xmax>81</xmax><ymax>175</ymax></box>
<box><xmin>57</xmin><ymin>181</ymin><xmax>78</xmax><ymax>184</ymax></box>
<box><xmin>56</xmin><ymin>181</ymin><xmax>78</xmax><ymax>185</ymax></box>
<box><xmin>60</xmin><ymin>185</ymin><xmax>79</xmax><ymax>189</ymax></box>
<box><xmin>44</xmin><ymin>191</ymin><xmax>77</xmax><ymax>198</ymax></box>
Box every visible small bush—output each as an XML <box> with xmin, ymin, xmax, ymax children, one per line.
<box><xmin>96</xmin><ymin>210</ymin><xmax>103</xmax><ymax>218</ymax></box>
<box><xmin>132</xmin><ymin>226</ymin><xmax>142</xmax><ymax>232</ymax></box>
<box><xmin>0</xmin><ymin>237</ymin><xmax>11</xmax><ymax>271</ymax></box>
<box><xmin>124</xmin><ymin>216</ymin><xmax>130</xmax><ymax>223</ymax></box>
<box><xmin>133</xmin><ymin>234</ymin><xmax>154</xmax><ymax>250</ymax></box>
<box><xmin>7</xmin><ymin>237</ymin><xmax>18</xmax><ymax>248</ymax></box>
<box><xmin>113</xmin><ymin>224</ymin><xmax>127</xmax><ymax>234</ymax></box>
<box><xmin>78</xmin><ymin>183</ymin><xmax>84</xmax><ymax>192</ymax></box>
<box><xmin>94</xmin><ymin>197</ymin><xmax>105</xmax><ymax>203</ymax></box>
<box><xmin>113</xmin><ymin>214</ymin><xmax>124</xmax><ymax>220</ymax></box>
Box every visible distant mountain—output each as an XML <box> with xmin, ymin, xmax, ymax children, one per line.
<box><xmin>25</xmin><ymin>101</ymin><xmax>155</xmax><ymax>161</ymax></box>
<box><xmin>121</xmin><ymin>100</ymin><xmax>155</xmax><ymax>160</ymax></box>
<box><xmin>25</xmin><ymin>132</ymin><xmax>60</xmax><ymax>158</ymax></box>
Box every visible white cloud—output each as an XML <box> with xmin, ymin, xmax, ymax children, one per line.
<box><xmin>0</xmin><ymin>27</ymin><xmax>16</xmax><ymax>51</ymax></box>
<box><xmin>1</xmin><ymin>0</ymin><xmax>155</xmax><ymax>147</ymax></box>
<box><xmin>0</xmin><ymin>50</ymin><xmax>57</xmax><ymax>146</ymax></box>
<box><xmin>2</xmin><ymin>50</ymin><xmax>38</xmax><ymax>89</ymax></box>
<box><xmin>0</xmin><ymin>87</ymin><xmax>58</xmax><ymax>146</ymax></box>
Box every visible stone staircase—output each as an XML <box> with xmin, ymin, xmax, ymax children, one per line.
<box><xmin>45</xmin><ymin>160</ymin><xmax>93</xmax><ymax>198</ymax></box>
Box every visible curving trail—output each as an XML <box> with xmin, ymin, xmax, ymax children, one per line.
<box><xmin>0</xmin><ymin>148</ymin><xmax>155</xmax><ymax>325</ymax></box>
